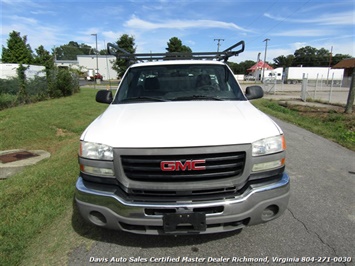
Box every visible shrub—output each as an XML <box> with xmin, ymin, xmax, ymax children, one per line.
<box><xmin>26</xmin><ymin>76</ymin><xmax>49</xmax><ymax>100</ymax></box>
<box><xmin>0</xmin><ymin>77</ymin><xmax>20</xmax><ymax>94</ymax></box>
<box><xmin>0</xmin><ymin>93</ymin><xmax>17</xmax><ymax>110</ymax></box>
<box><xmin>0</xmin><ymin>67</ymin><xmax>80</xmax><ymax>109</ymax></box>
<box><xmin>48</xmin><ymin>68</ymin><xmax>80</xmax><ymax>98</ymax></box>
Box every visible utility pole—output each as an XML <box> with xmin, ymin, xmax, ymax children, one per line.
<box><xmin>327</xmin><ymin>46</ymin><xmax>333</xmax><ymax>85</ymax></box>
<box><xmin>214</xmin><ymin>39</ymin><xmax>225</xmax><ymax>52</ymax></box>
<box><xmin>262</xmin><ymin>38</ymin><xmax>270</xmax><ymax>82</ymax></box>
<box><xmin>91</xmin><ymin>33</ymin><xmax>99</xmax><ymax>83</ymax></box>
<box><xmin>345</xmin><ymin>70</ymin><xmax>355</xmax><ymax>114</ymax></box>
<box><xmin>328</xmin><ymin>46</ymin><xmax>333</xmax><ymax>67</ymax></box>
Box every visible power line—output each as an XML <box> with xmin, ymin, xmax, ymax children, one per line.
<box><xmin>248</xmin><ymin>0</ymin><xmax>311</xmax><ymax>46</ymax></box>
<box><xmin>244</xmin><ymin>0</ymin><xmax>279</xmax><ymax>28</ymax></box>
<box><xmin>263</xmin><ymin>0</ymin><xmax>311</xmax><ymax>37</ymax></box>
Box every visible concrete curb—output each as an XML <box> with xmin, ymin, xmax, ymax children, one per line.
<box><xmin>0</xmin><ymin>149</ymin><xmax>50</xmax><ymax>179</ymax></box>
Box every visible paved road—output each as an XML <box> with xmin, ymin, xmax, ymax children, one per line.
<box><xmin>68</xmin><ymin>118</ymin><xmax>355</xmax><ymax>265</ymax></box>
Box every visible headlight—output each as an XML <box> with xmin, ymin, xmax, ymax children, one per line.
<box><xmin>80</xmin><ymin>141</ymin><xmax>113</xmax><ymax>160</ymax></box>
<box><xmin>252</xmin><ymin>135</ymin><xmax>286</xmax><ymax>156</ymax></box>
<box><xmin>80</xmin><ymin>165</ymin><xmax>114</xmax><ymax>176</ymax></box>
<box><xmin>252</xmin><ymin>159</ymin><xmax>285</xmax><ymax>172</ymax></box>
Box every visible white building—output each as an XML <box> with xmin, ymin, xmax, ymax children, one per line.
<box><xmin>55</xmin><ymin>55</ymin><xmax>118</xmax><ymax>80</ymax></box>
<box><xmin>77</xmin><ymin>55</ymin><xmax>117</xmax><ymax>80</ymax></box>
<box><xmin>54</xmin><ymin>60</ymin><xmax>78</xmax><ymax>69</ymax></box>
<box><xmin>0</xmin><ymin>63</ymin><xmax>45</xmax><ymax>79</ymax></box>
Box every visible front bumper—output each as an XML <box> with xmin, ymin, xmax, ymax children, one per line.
<box><xmin>75</xmin><ymin>173</ymin><xmax>290</xmax><ymax>235</ymax></box>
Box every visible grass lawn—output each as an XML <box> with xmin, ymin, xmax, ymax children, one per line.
<box><xmin>0</xmin><ymin>88</ymin><xmax>107</xmax><ymax>266</ymax></box>
<box><xmin>0</xmin><ymin>89</ymin><xmax>353</xmax><ymax>265</ymax></box>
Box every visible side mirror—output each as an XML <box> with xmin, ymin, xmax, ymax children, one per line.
<box><xmin>245</xmin><ymin>85</ymin><xmax>264</xmax><ymax>100</ymax></box>
<box><xmin>96</xmin><ymin>90</ymin><xmax>113</xmax><ymax>104</ymax></box>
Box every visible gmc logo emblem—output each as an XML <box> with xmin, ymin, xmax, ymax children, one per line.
<box><xmin>160</xmin><ymin>160</ymin><xmax>206</xmax><ymax>171</ymax></box>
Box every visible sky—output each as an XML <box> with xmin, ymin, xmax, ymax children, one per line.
<box><xmin>1</xmin><ymin>0</ymin><xmax>354</xmax><ymax>63</ymax></box>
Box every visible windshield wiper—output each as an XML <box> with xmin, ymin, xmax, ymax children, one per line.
<box><xmin>120</xmin><ymin>96</ymin><xmax>168</xmax><ymax>103</ymax></box>
<box><xmin>171</xmin><ymin>95</ymin><xmax>224</xmax><ymax>101</ymax></box>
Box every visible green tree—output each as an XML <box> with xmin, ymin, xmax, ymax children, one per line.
<box><xmin>240</xmin><ymin>60</ymin><xmax>257</xmax><ymax>74</ymax></box>
<box><xmin>47</xmin><ymin>68</ymin><xmax>79</xmax><ymax>98</ymax></box>
<box><xmin>293</xmin><ymin>46</ymin><xmax>318</xmax><ymax>66</ymax></box>
<box><xmin>15</xmin><ymin>64</ymin><xmax>29</xmax><ymax>103</ymax></box>
<box><xmin>79</xmin><ymin>43</ymin><xmax>92</xmax><ymax>55</ymax></box>
<box><xmin>54</xmin><ymin>41</ymin><xmax>93</xmax><ymax>60</ymax></box>
<box><xmin>1</xmin><ymin>31</ymin><xmax>33</xmax><ymax>64</ymax></box>
<box><xmin>273</xmin><ymin>55</ymin><xmax>294</xmax><ymax>68</ymax></box>
<box><xmin>290</xmin><ymin>46</ymin><xmax>351</xmax><ymax>67</ymax></box>
<box><xmin>54</xmin><ymin>42</ymin><xmax>80</xmax><ymax>60</ymax></box>
<box><xmin>99</xmin><ymin>49</ymin><xmax>108</xmax><ymax>55</ymax></box>
<box><xmin>34</xmin><ymin>45</ymin><xmax>52</xmax><ymax>65</ymax></box>
<box><xmin>227</xmin><ymin>62</ymin><xmax>238</xmax><ymax>73</ymax></box>
<box><xmin>33</xmin><ymin>45</ymin><xmax>54</xmax><ymax>76</ymax></box>
<box><xmin>227</xmin><ymin>60</ymin><xmax>256</xmax><ymax>74</ymax></box>
<box><xmin>332</xmin><ymin>53</ymin><xmax>352</xmax><ymax>66</ymax></box>
<box><xmin>315</xmin><ymin>48</ymin><xmax>331</xmax><ymax>66</ymax></box>
<box><xmin>112</xmin><ymin>34</ymin><xmax>136</xmax><ymax>78</ymax></box>
<box><xmin>166</xmin><ymin>37</ymin><xmax>192</xmax><ymax>53</ymax></box>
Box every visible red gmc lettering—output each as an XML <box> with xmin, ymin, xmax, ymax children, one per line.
<box><xmin>191</xmin><ymin>160</ymin><xmax>206</xmax><ymax>170</ymax></box>
<box><xmin>161</xmin><ymin>160</ymin><xmax>206</xmax><ymax>171</ymax></box>
<box><xmin>161</xmin><ymin>161</ymin><xmax>175</xmax><ymax>171</ymax></box>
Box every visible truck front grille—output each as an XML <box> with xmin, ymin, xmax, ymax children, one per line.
<box><xmin>121</xmin><ymin>151</ymin><xmax>245</xmax><ymax>182</ymax></box>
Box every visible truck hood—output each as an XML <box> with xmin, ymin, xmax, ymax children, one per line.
<box><xmin>81</xmin><ymin>101</ymin><xmax>282</xmax><ymax>148</ymax></box>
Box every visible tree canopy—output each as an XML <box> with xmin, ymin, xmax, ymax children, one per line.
<box><xmin>273</xmin><ymin>46</ymin><xmax>351</xmax><ymax>69</ymax></box>
<box><xmin>33</xmin><ymin>45</ymin><xmax>54</xmax><ymax>70</ymax></box>
<box><xmin>166</xmin><ymin>37</ymin><xmax>192</xmax><ymax>53</ymax></box>
<box><xmin>1</xmin><ymin>31</ymin><xmax>33</xmax><ymax>64</ymax></box>
<box><xmin>53</xmin><ymin>41</ymin><xmax>92</xmax><ymax>60</ymax></box>
<box><xmin>272</xmin><ymin>55</ymin><xmax>295</xmax><ymax>69</ymax></box>
<box><xmin>112</xmin><ymin>34</ymin><xmax>136</xmax><ymax>77</ymax></box>
<box><xmin>228</xmin><ymin>60</ymin><xmax>255</xmax><ymax>74</ymax></box>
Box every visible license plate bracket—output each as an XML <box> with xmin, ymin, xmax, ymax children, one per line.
<box><xmin>163</xmin><ymin>212</ymin><xmax>206</xmax><ymax>233</ymax></box>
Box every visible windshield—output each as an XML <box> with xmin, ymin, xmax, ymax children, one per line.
<box><xmin>114</xmin><ymin>64</ymin><xmax>246</xmax><ymax>103</ymax></box>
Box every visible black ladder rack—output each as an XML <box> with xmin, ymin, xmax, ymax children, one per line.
<box><xmin>107</xmin><ymin>40</ymin><xmax>245</xmax><ymax>63</ymax></box>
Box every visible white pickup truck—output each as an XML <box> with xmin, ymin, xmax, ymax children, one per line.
<box><xmin>75</xmin><ymin>42</ymin><xmax>290</xmax><ymax>235</ymax></box>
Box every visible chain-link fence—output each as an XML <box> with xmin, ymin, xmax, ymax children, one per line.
<box><xmin>0</xmin><ymin>68</ymin><xmax>80</xmax><ymax>110</ymax></box>
<box><xmin>262</xmin><ymin>76</ymin><xmax>351</xmax><ymax>106</ymax></box>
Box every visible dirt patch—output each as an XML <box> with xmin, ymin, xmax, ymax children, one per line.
<box><xmin>56</xmin><ymin>128</ymin><xmax>67</xmax><ymax>137</ymax></box>
<box><xmin>291</xmin><ymin>104</ymin><xmax>344</xmax><ymax>113</ymax></box>
<box><xmin>50</xmin><ymin>126</ymin><xmax>74</xmax><ymax>137</ymax></box>
<box><xmin>280</xmin><ymin>102</ymin><xmax>355</xmax><ymax>133</ymax></box>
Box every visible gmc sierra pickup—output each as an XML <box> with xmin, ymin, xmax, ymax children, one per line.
<box><xmin>75</xmin><ymin>43</ymin><xmax>290</xmax><ymax>235</ymax></box>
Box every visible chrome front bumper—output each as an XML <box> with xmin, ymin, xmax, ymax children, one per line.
<box><xmin>75</xmin><ymin>173</ymin><xmax>290</xmax><ymax>235</ymax></box>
